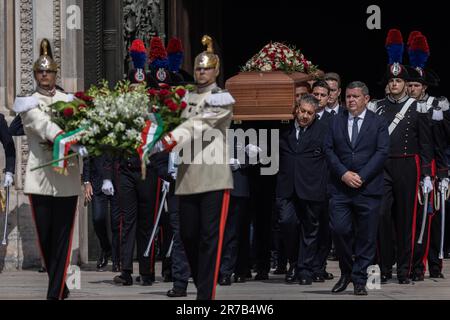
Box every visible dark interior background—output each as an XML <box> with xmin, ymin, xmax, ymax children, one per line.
<box><xmin>195</xmin><ymin>0</ymin><xmax>449</xmax><ymax>100</ymax></box>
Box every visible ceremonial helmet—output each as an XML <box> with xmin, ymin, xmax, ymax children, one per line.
<box><xmin>33</xmin><ymin>38</ymin><xmax>58</xmax><ymax>72</ymax></box>
<box><xmin>382</xmin><ymin>29</ymin><xmax>409</xmax><ymax>82</ymax></box>
<box><xmin>148</xmin><ymin>36</ymin><xmax>171</xmax><ymax>84</ymax></box>
<box><xmin>406</xmin><ymin>32</ymin><xmax>440</xmax><ymax>87</ymax></box>
<box><xmin>128</xmin><ymin>39</ymin><xmax>148</xmax><ymax>84</ymax></box>
<box><xmin>194</xmin><ymin>35</ymin><xmax>220</xmax><ymax>73</ymax></box>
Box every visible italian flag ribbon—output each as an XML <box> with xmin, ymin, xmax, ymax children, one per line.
<box><xmin>52</xmin><ymin>128</ymin><xmax>85</xmax><ymax>174</ymax></box>
<box><xmin>137</xmin><ymin>113</ymin><xmax>164</xmax><ymax>178</ymax></box>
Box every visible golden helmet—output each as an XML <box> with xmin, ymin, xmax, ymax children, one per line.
<box><xmin>194</xmin><ymin>35</ymin><xmax>220</xmax><ymax>72</ymax></box>
<box><xmin>33</xmin><ymin>39</ymin><xmax>58</xmax><ymax>72</ymax></box>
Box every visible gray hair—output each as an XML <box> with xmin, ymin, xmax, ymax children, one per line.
<box><xmin>346</xmin><ymin>81</ymin><xmax>370</xmax><ymax>96</ymax></box>
<box><xmin>297</xmin><ymin>94</ymin><xmax>319</xmax><ymax>109</ymax></box>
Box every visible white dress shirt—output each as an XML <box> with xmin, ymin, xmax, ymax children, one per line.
<box><xmin>348</xmin><ymin>109</ymin><xmax>367</xmax><ymax>142</ymax></box>
<box><xmin>325</xmin><ymin>105</ymin><xmax>340</xmax><ymax>115</ymax></box>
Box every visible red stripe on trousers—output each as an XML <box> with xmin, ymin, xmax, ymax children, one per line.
<box><xmin>28</xmin><ymin>196</ymin><xmax>46</xmax><ymax>268</ymax></box>
<box><xmin>150</xmin><ymin>178</ymin><xmax>162</xmax><ymax>274</ymax></box>
<box><xmin>421</xmin><ymin>160</ymin><xmax>437</xmax><ymax>271</ymax></box>
<box><xmin>58</xmin><ymin>199</ymin><xmax>79</xmax><ymax>300</ymax></box>
<box><xmin>408</xmin><ymin>155</ymin><xmax>421</xmax><ymax>276</ymax></box>
<box><xmin>211</xmin><ymin>190</ymin><xmax>231</xmax><ymax>300</ymax></box>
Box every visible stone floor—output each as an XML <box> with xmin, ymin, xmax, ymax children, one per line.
<box><xmin>1</xmin><ymin>260</ymin><xmax>450</xmax><ymax>300</ymax></box>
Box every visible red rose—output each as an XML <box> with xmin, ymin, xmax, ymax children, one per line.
<box><xmin>148</xmin><ymin>88</ymin><xmax>159</xmax><ymax>96</ymax></box>
<box><xmin>75</xmin><ymin>92</ymin><xmax>85</xmax><ymax>99</ymax></box>
<box><xmin>158</xmin><ymin>83</ymin><xmax>170</xmax><ymax>89</ymax></box>
<box><xmin>168</xmin><ymin>102</ymin><xmax>179</xmax><ymax>112</ymax></box>
<box><xmin>180</xmin><ymin>101</ymin><xmax>187</xmax><ymax>109</ymax></box>
<box><xmin>63</xmin><ymin>108</ymin><xmax>74</xmax><ymax>118</ymax></box>
<box><xmin>159</xmin><ymin>89</ymin><xmax>170</xmax><ymax>97</ymax></box>
<box><xmin>164</xmin><ymin>98</ymin><xmax>173</xmax><ymax>106</ymax></box>
<box><xmin>175</xmin><ymin>88</ymin><xmax>186</xmax><ymax>97</ymax></box>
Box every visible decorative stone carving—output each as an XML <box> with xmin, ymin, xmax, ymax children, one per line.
<box><xmin>123</xmin><ymin>0</ymin><xmax>165</xmax><ymax>67</ymax></box>
<box><xmin>53</xmin><ymin>0</ymin><xmax>62</xmax><ymax>85</ymax></box>
<box><xmin>19</xmin><ymin>0</ymin><xmax>34</xmax><ymax>96</ymax></box>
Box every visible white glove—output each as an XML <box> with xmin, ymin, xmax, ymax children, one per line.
<box><xmin>439</xmin><ymin>178</ymin><xmax>449</xmax><ymax>192</ymax></box>
<box><xmin>245</xmin><ymin>144</ymin><xmax>262</xmax><ymax>158</ymax></box>
<box><xmin>101</xmin><ymin>179</ymin><xmax>114</xmax><ymax>196</ymax></box>
<box><xmin>421</xmin><ymin>176</ymin><xmax>433</xmax><ymax>194</ymax></box>
<box><xmin>3</xmin><ymin>172</ymin><xmax>14</xmax><ymax>188</ymax></box>
<box><xmin>229</xmin><ymin>158</ymin><xmax>241</xmax><ymax>171</ymax></box>
<box><xmin>70</xmin><ymin>144</ymin><xmax>89</xmax><ymax>158</ymax></box>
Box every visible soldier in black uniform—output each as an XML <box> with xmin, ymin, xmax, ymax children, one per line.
<box><xmin>218</xmin><ymin>123</ymin><xmax>253</xmax><ymax>285</ymax></box>
<box><xmin>405</xmin><ymin>32</ymin><xmax>449</xmax><ymax>279</ymax></box>
<box><xmin>82</xmin><ymin>156</ymin><xmax>121</xmax><ymax>271</ymax></box>
<box><xmin>113</xmin><ymin>39</ymin><xmax>160</xmax><ymax>286</ymax></box>
<box><xmin>375</xmin><ymin>29</ymin><xmax>434</xmax><ymax>284</ymax></box>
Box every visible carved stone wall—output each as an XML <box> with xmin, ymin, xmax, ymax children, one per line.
<box><xmin>123</xmin><ymin>0</ymin><xmax>165</xmax><ymax>71</ymax></box>
<box><xmin>53</xmin><ymin>0</ymin><xmax>61</xmax><ymax>85</ymax></box>
<box><xmin>18</xmin><ymin>0</ymin><xmax>34</xmax><ymax>96</ymax></box>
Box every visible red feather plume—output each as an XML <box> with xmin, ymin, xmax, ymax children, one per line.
<box><xmin>385</xmin><ymin>29</ymin><xmax>403</xmax><ymax>46</ymax></box>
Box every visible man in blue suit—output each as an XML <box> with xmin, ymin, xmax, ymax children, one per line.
<box><xmin>325</xmin><ymin>81</ymin><xmax>389</xmax><ymax>295</ymax></box>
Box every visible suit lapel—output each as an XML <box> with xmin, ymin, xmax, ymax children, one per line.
<box><xmin>341</xmin><ymin>111</ymin><xmax>352</xmax><ymax>147</ymax></box>
<box><xmin>354</xmin><ymin>110</ymin><xmax>372</xmax><ymax>148</ymax></box>
<box><xmin>287</xmin><ymin>123</ymin><xmax>298</xmax><ymax>151</ymax></box>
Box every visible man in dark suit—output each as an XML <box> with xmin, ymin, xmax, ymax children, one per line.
<box><xmin>325</xmin><ymin>81</ymin><xmax>389</xmax><ymax>295</ymax></box>
<box><xmin>311</xmin><ymin>80</ymin><xmax>334</xmax><ymax>280</ymax></box>
<box><xmin>276</xmin><ymin>94</ymin><xmax>330</xmax><ymax>285</ymax></box>
<box><xmin>312</xmin><ymin>80</ymin><xmax>333</xmax><ymax>124</ymax></box>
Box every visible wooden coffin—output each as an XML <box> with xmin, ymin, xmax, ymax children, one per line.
<box><xmin>225</xmin><ymin>71</ymin><xmax>323</xmax><ymax>121</ymax></box>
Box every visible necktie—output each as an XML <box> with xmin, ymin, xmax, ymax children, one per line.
<box><xmin>331</xmin><ymin>110</ymin><xmax>336</xmax><ymax>116</ymax></box>
<box><xmin>351</xmin><ymin>117</ymin><xmax>360</xmax><ymax>147</ymax></box>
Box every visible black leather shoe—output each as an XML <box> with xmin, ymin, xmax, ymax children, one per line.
<box><xmin>96</xmin><ymin>250</ymin><xmax>111</xmax><ymax>270</ymax></box>
<box><xmin>323</xmin><ymin>272</ymin><xmax>334</xmax><ymax>280</ymax></box>
<box><xmin>327</xmin><ymin>249</ymin><xmax>338</xmax><ymax>261</ymax></box>
<box><xmin>38</xmin><ymin>266</ymin><xmax>46</xmax><ymax>273</ymax></box>
<box><xmin>381</xmin><ymin>273</ymin><xmax>392</xmax><ymax>284</ymax></box>
<box><xmin>430</xmin><ymin>272</ymin><xmax>445</xmax><ymax>279</ymax></box>
<box><xmin>234</xmin><ymin>275</ymin><xmax>247</xmax><ymax>283</ymax></box>
<box><xmin>398</xmin><ymin>278</ymin><xmax>410</xmax><ymax>284</ymax></box>
<box><xmin>140</xmin><ymin>275</ymin><xmax>153</xmax><ymax>286</ymax></box>
<box><xmin>114</xmin><ymin>272</ymin><xmax>133</xmax><ymax>286</ymax></box>
<box><xmin>285</xmin><ymin>266</ymin><xmax>297</xmax><ymax>283</ymax></box>
<box><xmin>354</xmin><ymin>284</ymin><xmax>368</xmax><ymax>296</ymax></box>
<box><xmin>112</xmin><ymin>263</ymin><xmax>120</xmax><ymax>273</ymax></box>
<box><xmin>254</xmin><ymin>273</ymin><xmax>269</xmax><ymax>281</ymax></box>
<box><xmin>411</xmin><ymin>273</ymin><xmax>424</xmax><ymax>281</ymax></box>
<box><xmin>312</xmin><ymin>274</ymin><xmax>325</xmax><ymax>282</ymax></box>
<box><xmin>299</xmin><ymin>277</ymin><xmax>312</xmax><ymax>285</ymax></box>
<box><xmin>136</xmin><ymin>273</ymin><xmax>155</xmax><ymax>283</ymax></box>
<box><xmin>273</xmin><ymin>267</ymin><xmax>287</xmax><ymax>275</ymax></box>
<box><xmin>219</xmin><ymin>276</ymin><xmax>231</xmax><ymax>286</ymax></box>
<box><xmin>331</xmin><ymin>275</ymin><xmax>352</xmax><ymax>293</ymax></box>
<box><xmin>167</xmin><ymin>287</ymin><xmax>187</xmax><ymax>298</ymax></box>
<box><xmin>62</xmin><ymin>285</ymin><xmax>70</xmax><ymax>300</ymax></box>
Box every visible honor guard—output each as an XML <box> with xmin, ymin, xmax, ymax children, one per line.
<box><xmin>374</xmin><ymin>29</ymin><xmax>433</xmax><ymax>284</ymax></box>
<box><xmin>405</xmin><ymin>32</ymin><xmax>450</xmax><ymax>279</ymax></box>
<box><xmin>113</xmin><ymin>39</ymin><xmax>160</xmax><ymax>286</ymax></box>
<box><xmin>12</xmin><ymin>39</ymin><xmax>88</xmax><ymax>300</ymax></box>
<box><xmin>150</xmin><ymin>35</ymin><xmax>235</xmax><ymax>300</ymax></box>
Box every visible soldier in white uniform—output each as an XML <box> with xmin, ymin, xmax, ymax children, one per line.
<box><xmin>13</xmin><ymin>39</ymin><xmax>88</xmax><ymax>300</ymax></box>
<box><xmin>155</xmin><ymin>35</ymin><xmax>235</xmax><ymax>300</ymax></box>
